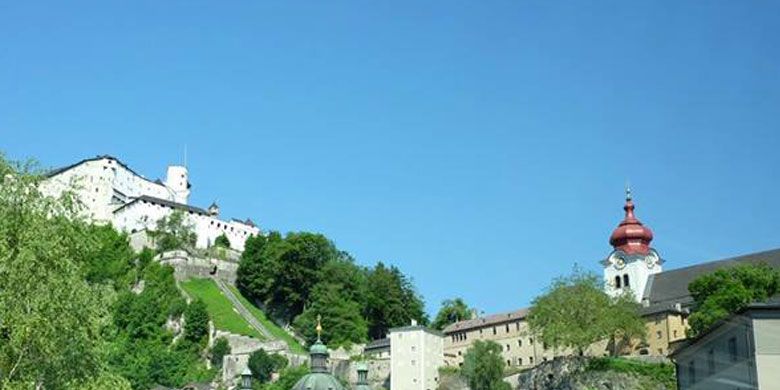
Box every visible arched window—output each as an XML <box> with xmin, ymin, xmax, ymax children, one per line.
<box><xmin>623</xmin><ymin>274</ymin><xmax>630</xmax><ymax>287</ymax></box>
<box><xmin>615</xmin><ymin>275</ymin><xmax>622</xmax><ymax>288</ymax></box>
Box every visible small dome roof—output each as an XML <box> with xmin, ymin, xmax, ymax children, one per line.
<box><xmin>309</xmin><ymin>340</ymin><xmax>328</xmax><ymax>355</ymax></box>
<box><xmin>291</xmin><ymin>372</ymin><xmax>346</xmax><ymax>390</ymax></box>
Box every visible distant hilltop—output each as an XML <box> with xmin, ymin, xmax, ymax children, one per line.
<box><xmin>41</xmin><ymin>155</ymin><xmax>259</xmax><ymax>251</ymax></box>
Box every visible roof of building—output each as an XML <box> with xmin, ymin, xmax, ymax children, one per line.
<box><xmin>669</xmin><ymin>296</ymin><xmax>780</xmax><ymax>358</ymax></box>
<box><xmin>114</xmin><ymin>195</ymin><xmax>209</xmax><ymax>215</ymax></box>
<box><xmin>364</xmin><ymin>338</ymin><xmax>390</xmax><ymax>351</ymax></box>
<box><xmin>45</xmin><ymin>155</ymin><xmax>165</xmax><ymax>187</ymax></box>
<box><xmin>291</xmin><ymin>373</ymin><xmax>345</xmax><ymax>390</ymax></box>
<box><xmin>389</xmin><ymin>324</ymin><xmax>445</xmax><ymax>337</ymax></box>
<box><xmin>609</xmin><ymin>188</ymin><xmax>654</xmax><ymax>255</ymax></box>
<box><xmin>645</xmin><ymin>248</ymin><xmax>780</xmax><ymax>309</ymax></box>
<box><xmin>443</xmin><ymin>307</ymin><xmax>529</xmax><ymax>334</ymax></box>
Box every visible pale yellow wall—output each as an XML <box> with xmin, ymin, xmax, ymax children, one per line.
<box><xmin>444</xmin><ymin>320</ymin><xmax>577</xmax><ymax>368</ymax></box>
<box><xmin>753</xmin><ymin>317</ymin><xmax>780</xmax><ymax>389</ymax></box>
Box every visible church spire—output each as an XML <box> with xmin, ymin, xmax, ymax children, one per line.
<box><xmin>609</xmin><ymin>188</ymin><xmax>654</xmax><ymax>255</ymax></box>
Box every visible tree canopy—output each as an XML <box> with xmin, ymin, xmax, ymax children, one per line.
<box><xmin>687</xmin><ymin>263</ymin><xmax>780</xmax><ymax>336</ymax></box>
<box><xmin>461</xmin><ymin>340</ymin><xmax>511</xmax><ymax>390</ymax></box>
<box><xmin>153</xmin><ymin>210</ymin><xmax>197</xmax><ymax>252</ymax></box>
<box><xmin>528</xmin><ymin>268</ymin><xmax>645</xmax><ymax>355</ymax></box>
<box><xmin>0</xmin><ymin>157</ymin><xmax>126</xmax><ymax>388</ymax></box>
<box><xmin>432</xmin><ymin>298</ymin><xmax>473</xmax><ymax>330</ymax></box>
<box><xmin>237</xmin><ymin>233</ymin><xmax>428</xmax><ymax>345</ymax></box>
<box><xmin>247</xmin><ymin>349</ymin><xmax>288</xmax><ymax>384</ymax></box>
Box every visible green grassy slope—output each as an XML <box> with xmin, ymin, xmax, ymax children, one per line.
<box><xmin>226</xmin><ymin>285</ymin><xmax>307</xmax><ymax>354</ymax></box>
<box><xmin>180</xmin><ymin>278</ymin><xmax>265</xmax><ymax>340</ymax></box>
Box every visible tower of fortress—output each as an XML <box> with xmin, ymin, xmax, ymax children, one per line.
<box><xmin>41</xmin><ymin>155</ymin><xmax>259</xmax><ymax>251</ymax></box>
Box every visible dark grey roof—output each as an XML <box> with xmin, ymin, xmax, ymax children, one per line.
<box><xmin>443</xmin><ymin>308</ymin><xmax>529</xmax><ymax>334</ymax></box>
<box><xmin>646</xmin><ymin>248</ymin><xmax>780</xmax><ymax>309</ymax></box>
<box><xmin>364</xmin><ymin>338</ymin><xmax>390</xmax><ymax>351</ymax></box>
<box><xmin>114</xmin><ymin>195</ymin><xmax>209</xmax><ymax>215</ymax></box>
<box><xmin>669</xmin><ymin>296</ymin><xmax>780</xmax><ymax>358</ymax></box>
<box><xmin>45</xmin><ymin>155</ymin><xmax>159</xmax><ymax>186</ymax></box>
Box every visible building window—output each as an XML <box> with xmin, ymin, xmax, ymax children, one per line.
<box><xmin>506</xmin><ymin>360</ymin><xmax>511</xmax><ymax>367</ymax></box>
<box><xmin>518</xmin><ymin>339</ymin><xmax>522</xmax><ymax>347</ymax></box>
<box><xmin>673</xmin><ymin>330</ymin><xmax>678</xmax><ymax>338</ymax></box>
<box><xmin>505</xmin><ymin>324</ymin><xmax>510</xmax><ymax>333</ymax></box>
<box><xmin>518</xmin><ymin>357</ymin><xmax>523</xmax><ymax>366</ymax></box>
<box><xmin>411</xmin><ymin>360</ymin><xmax>416</xmax><ymax>366</ymax></box>
<box><xmin>529</xmin><ymin>338</ymin><xmax>534</xmax><ymax>345</ymax></box>
<box><xmin>493</xmin><ymin>327</ymin><xmax>496</xmax><ymax>335</ymax></box>
<box><xmin>688</xmin><ymin>361</ymin><xmax>696</xmax><ymax>385</ymax></box>
<box><xmin>411</xmin><ymin>346</ymin><xmax>416</xmax><ymax>352</ymax></box>
<box><xmin>516</xmin><ymin>322</ymin><xmax>520</xmax><ymax>331</ymax></box>
<box><xmin>707</xmin><ymin>349</ymin><xmax>715</xmax><ymax>375</ymax></box>
<box><xmin>623</xmin><ymin>274</ymin><xmax>630</xmax><ymax>287</ymax></box>
<box><xmin>529</xmin><ymin>357</ymin><xmax>534</xmax><ymax>364</ymax></box>
<box><xmin>615</xmin><ymin>276</ymin><xmax>622</xmax><ymax>288</ymax></box>
<box><xmin>506</xmin><ymin>344</ymin><xmax>510</xmax><ymax>351</ymax></box>
<box><xmin>728</xmin><ymin>337</ymin><xmax>738</xmax><ymax>362</ymax></box>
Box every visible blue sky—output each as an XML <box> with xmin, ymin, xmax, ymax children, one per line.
<box><xmin>2</xmin><ymin>1</ymin><xmax>780</xmax><ymax>316</ymax></box>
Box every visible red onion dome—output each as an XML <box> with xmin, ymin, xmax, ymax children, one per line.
<box><xmin>609</xmin><ymin>188</ymin><xmax>654</xmax><ymax>255</ymax></box>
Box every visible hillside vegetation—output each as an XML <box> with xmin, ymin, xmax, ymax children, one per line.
<box><xmin>180</xmin><ymin>278</ymin><xmax>264</xmax><ymax>340</ymax></box>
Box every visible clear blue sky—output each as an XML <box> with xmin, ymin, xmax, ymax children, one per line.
<box><xmin>3</xmin><ymin>1</ymin><xmax>780</xmax><ymax>316</ymax></box>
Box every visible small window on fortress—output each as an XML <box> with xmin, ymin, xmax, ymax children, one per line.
<box><xmin>506</xmin><ymin>360</ymin><xmax>511</xmax><ymax>367</ymax></box>
<box><xmin>615</xmin><ymin>276</ymin><xmax>622</xmax><ymax>288</ymax></box>
<box><xmin>518</xmin><ymin>358</ymin><xmax>523</xmax><ymax>365</ymax></box>
<box><xmin>518</xmin><ymin>339</ymin><xmax>522</xmax><ymax>347</ymax></box>
<box><xmin>623</xmin><ymin>274</ymin><xmax>630</xmax><ymax>287</ymax></box>
<box><xmin>505</xmin><ymin>324</ymin><xmax>509</xmax><ymax>333</ymax></box>
<box><xmin>492</xmin><ymin>327</ymin><xmax>496</xmax><ymax>335</ymax></box>
<box><xmin>505</xmin><ymin>344</ymin><xmax>510</xmax><ymax>351</ymax></box>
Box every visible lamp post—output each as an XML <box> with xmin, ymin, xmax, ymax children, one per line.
<box><xmin>240</xmin><ymin>367</ymin><xmax>252</xmax><ymax>390</ymax></box>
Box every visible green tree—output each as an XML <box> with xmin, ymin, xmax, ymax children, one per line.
<box><xmin>210</xmin><ymin>337</ymin><xmax>231</xmax><ymax>368</ymax></box>
<box><xmin>432</xmin><ymin>298</ymin><xmax>473</xmax><ymax>330</ymax></box>
<box><xmin>261</xmin><ymin>365</ymin><xmax>309</xmax><ymax>390</ymax></box>
<box><xmin>528</xmin><ymin>267</ymin><xmax>644</xmax><ymax>355</ymax></box>
<box><xmin>184</xmin><ymin>299</ymin><xmax>210</xmax><ymax>345</ymax></box>
<box><xmin>237</xmin><ymin>232</ymin><xmax>340</xmax><ymax>322</ymax></box>
<box><xmin>80</xmin><ymin>224</ymin><xmax>135</xmax><ymax>285</ymax></box>
<box><xmin>214</xmin><ymin>233</ymin><xmax>231</xmax><ymax>248</ymax></box>
<box><xmin>688</xmin><ymin>263</ymin><xmax>780</xmax><ymax>336</ymax></box>
<box><xmin>247</xmin><ymin>349</ymin><xmax>288</xmax><ymax>383</ymax></box>
<box><xmin>365</xmin><ymin>262</ymin><xmax>428</xmax><ymax>339</ymax></box>
<box><xmin>293</xmin><ymin>282</ymin><xmax>368</xmax><ymax>347</ymax></box>
<box><xmin>153</xmin><ymin>210</ymin><xmax>197</xmax><ymax>252</ymax></box>
<box><xmin>461</xmin><ymin>340</ymin><xmax>511</xmax><ymax>390</ymax></box>
<box><xmin>0</xmin><ymin>157</ymin><xmax>110</xmax><ymax>388</ymax></box>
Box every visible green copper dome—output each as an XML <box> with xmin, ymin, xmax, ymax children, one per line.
<box><xmin>291</xmin><ymin>372</ymin><xmax>345</xmax><ymax>390</ymax></box>
<box><xmin>309</xmin><ymin>340</ymin><xmax>329</xmax><ymax>355</ymax></box>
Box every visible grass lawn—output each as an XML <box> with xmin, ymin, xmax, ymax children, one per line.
<box><xmin>180</xmin><ymin>278</ymin><xmax>264</xmax><ymax>340</ymax></box>
<box><xmin>226</xmin><ymin>285</ymin><xmax>307</xmax><ymax>354</ymax></box>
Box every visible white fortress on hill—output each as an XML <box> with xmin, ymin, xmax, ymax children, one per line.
<box><xmin>41</xmin><ymin>155</ymin><xmax>259</xmax><ymax>251</ymax></box>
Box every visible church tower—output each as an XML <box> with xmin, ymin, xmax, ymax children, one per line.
<box><xmin>602</xmin><ymin>188</ymin><xmax>663</xmax><ymax>302</ymax></box>
<box><xmin>165</xmin><ymin>165</ymin><xmax>191</xmax><ymax>204</ymax></box>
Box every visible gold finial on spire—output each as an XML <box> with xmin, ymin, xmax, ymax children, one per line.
<box><xmin>316</xmin><ymin>314</ymin><xmax>323</xmax><ymax>341</ymax></box>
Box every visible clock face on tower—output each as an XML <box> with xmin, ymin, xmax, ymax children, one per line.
<box><xmin>645</xmin><ymin>251</ymin><xmax>659</xmax><ymax>269</ymax></box>
<box><xmin>609</xmin><ymin>253</ymin><xmax>626</xmax><ymax>270</ymax></box>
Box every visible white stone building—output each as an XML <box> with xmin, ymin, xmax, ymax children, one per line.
<box><xmin>389</xmin><ymin>322</ymin><xmax>444</xmax><ymax>390</ymax></box>
<box><xmin>41</xmin><ymin>155</ymin><xmax>259</xmax><ymax>251</ymax></box>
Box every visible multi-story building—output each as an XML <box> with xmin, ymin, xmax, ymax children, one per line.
<box><xmin>389</xmin><ymin>322</ymin><xmax>444</xmax><ymax>390</ymax></box>
<box><xmin>672</xmin><ymin>299</ymin><xmax>780</xmax><ymax>390</ymax></box>
<box><xmin>443</xmin><ymin>308</ymin><xmax>565</xmax><ymax>368</ymax></box>
<box><xmin>444</xmin><ymin>189</ymin><xmax>780</xmax><ymax>364</ymax></box>
<box><xmin>40</xmin><ymin>155</ymin><xmax>259</xmax><ymax>251</ymax></box>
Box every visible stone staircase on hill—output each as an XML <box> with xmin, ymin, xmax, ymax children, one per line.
<box><xmin>213</xmin><ymin>278</ymin><xmax>274</xmax><ymax>340</ymax></box>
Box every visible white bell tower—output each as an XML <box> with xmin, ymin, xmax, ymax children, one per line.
<box><xmin>165</xmin><ymin>165</ymin><xmax>190</xmax><ymax>204</ymax></box>
<box><xmin>602</xmin><ymin>188</ymin><xmax>663</xmax><ymax>302</ymax></box>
